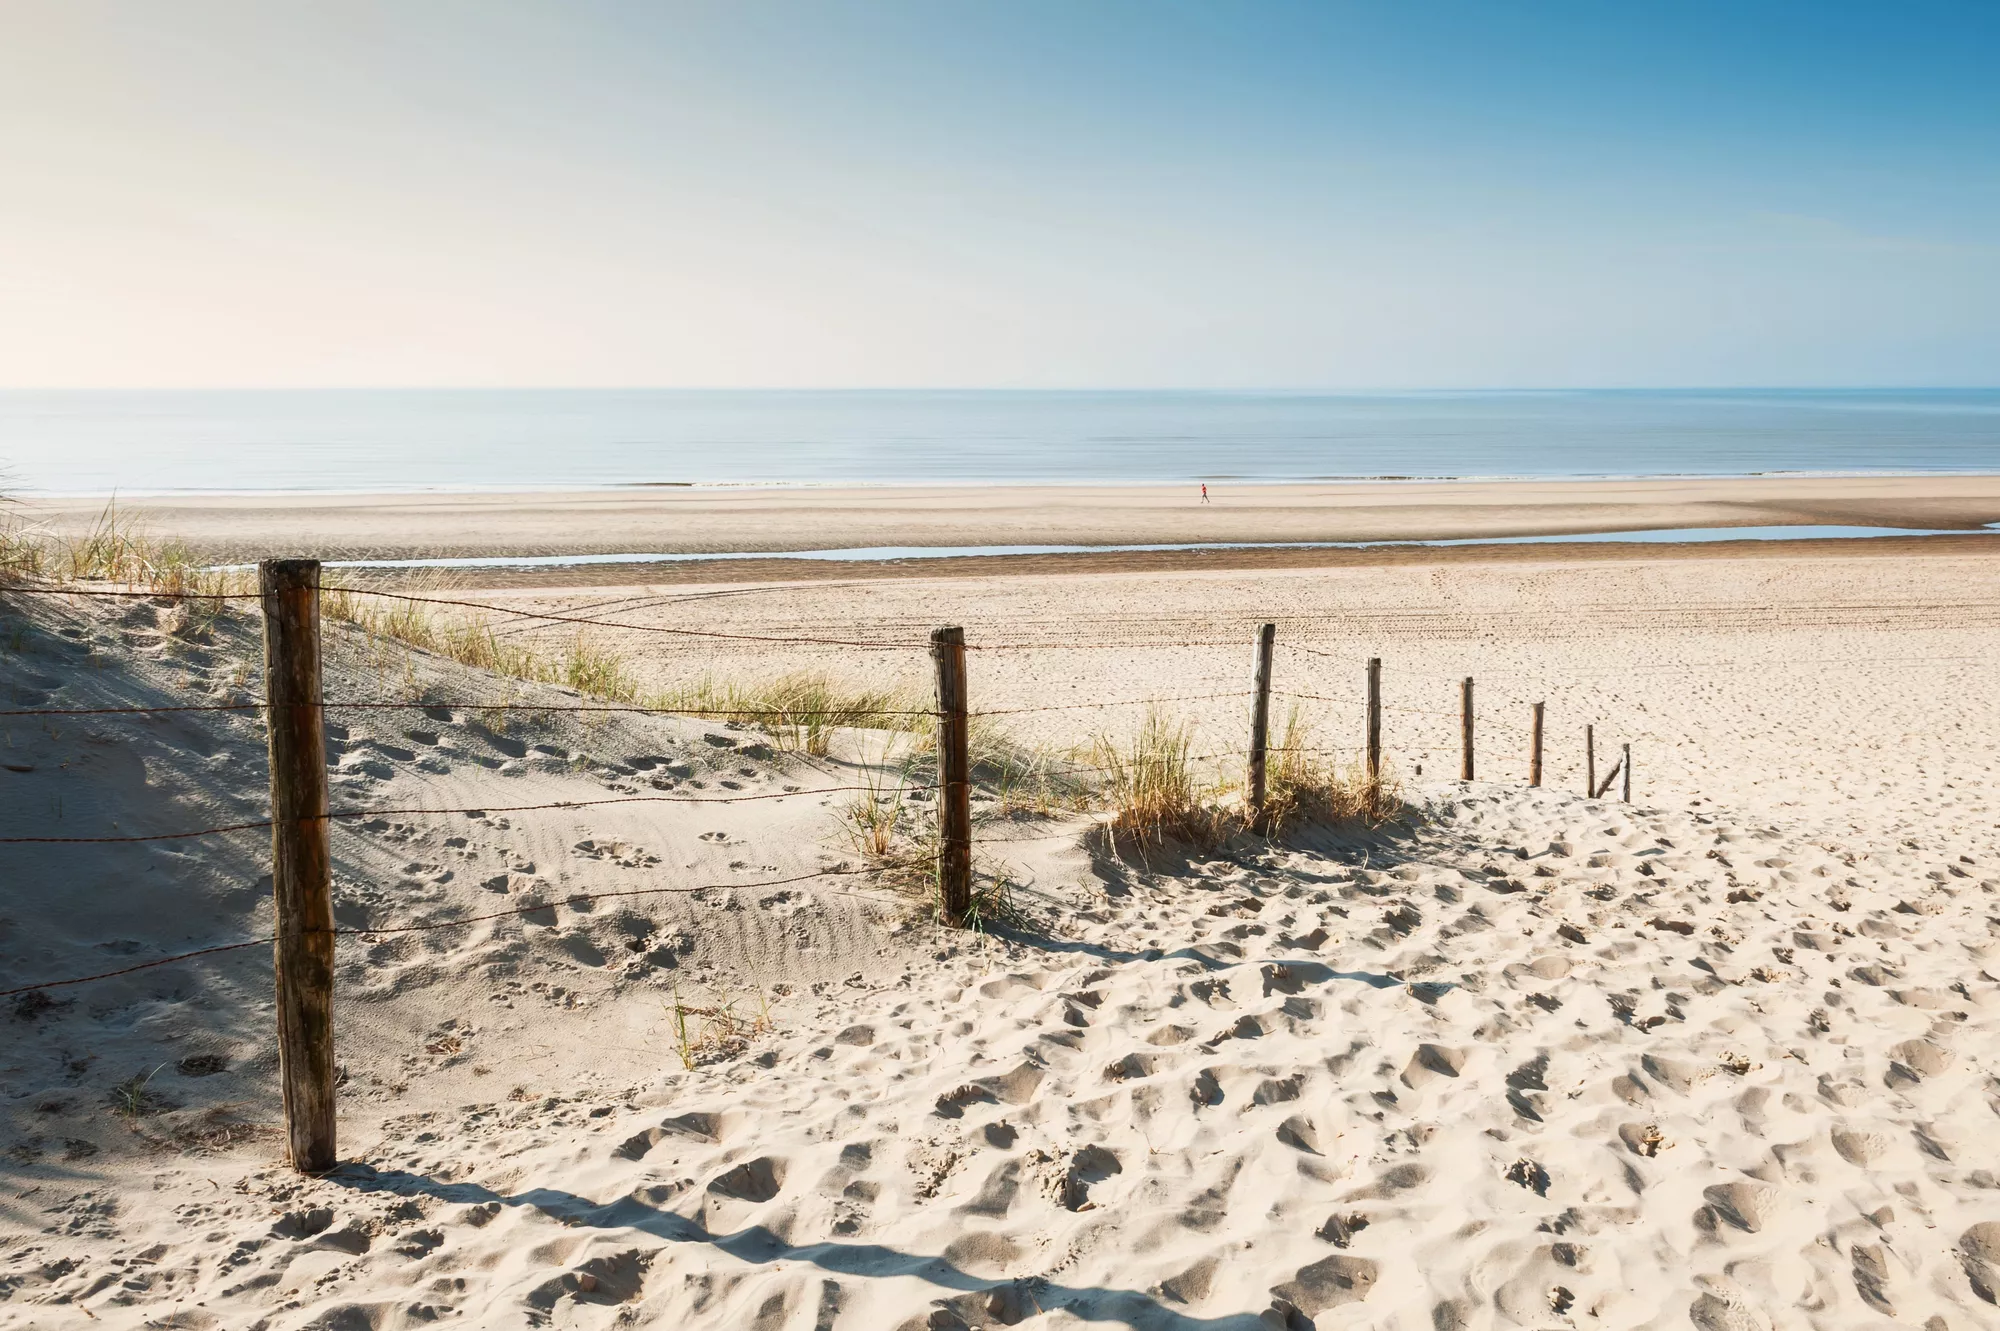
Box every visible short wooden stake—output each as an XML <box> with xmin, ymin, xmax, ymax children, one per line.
<box><xmin>262</xmin><ymin>558</ymin><xmax>336</xmax><ymax>1174</ymax></box>
<box><xmin>1459</xmin><ymin>677</ymin><xmax>1474</xmax><ymax>781</ymax></box>
<box><xmin>1366</xmin><ymin>657</ymin><xmax>1382</xmax><ymax>782</ymax></box>
<box><xmin>1592</xmin><ymin>752</ymin><xmax>1623</xmax><ymax>800</ymax></box>
<box><xmin>1247</xmin><ymin>623</ymin><xmax>1276</xmax><ymax>832</ymax></box>
<box><xmin>1529</xmin><ymin>702</ymin><xmax>1544</xmax><ymax>787</ymax></box>
<box><xmin>1622</xmin><ymin>742</ymin><xmax>1632</xmax><ymax>803</ymax></box>
<box><xmin>1585</xmin><ymin>724</ymin><xmax>1595</xmax><ymax>795</ymax></box>
<box><xmin>930</xmin><ymin>626</ymin><xmax>972</xmax><ymax>927</ymax></box>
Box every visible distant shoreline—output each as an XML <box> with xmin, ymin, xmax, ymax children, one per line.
<box><xmin>16</xmin><ymin>466</ymin><xmax>2000</xmax><ymax>502</ymax></box>
<box><xmin>16</xmin><ymin>475</ymin><xmax>2000</xmax><ymax>571</ymax></box>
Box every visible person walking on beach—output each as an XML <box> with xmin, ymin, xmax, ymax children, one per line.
<box><xmin>1200</xmin><ymin>483</ymin><xmax>1210</xmax><ymax>504</ymax></box>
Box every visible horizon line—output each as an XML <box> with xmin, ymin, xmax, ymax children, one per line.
<box><xmin>2</xmin><ymin>384</ymin><xmax>1998</xmax><ymax>396</ymax></box>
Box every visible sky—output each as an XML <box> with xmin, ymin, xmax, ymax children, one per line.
<box><xmin>1</xmin><ymin>1</ymin><xmax>1996</xmax><ymax>390</ymax></box>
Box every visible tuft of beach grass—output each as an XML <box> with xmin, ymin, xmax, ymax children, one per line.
<box><xmin>1088</xmin><ymin>709</ymin><xmax>1232</xmax><ymax>853</ymax></box>
<box><xmin>1262</xmin><ymin>703</ymin><xmax>1408</xmax><ymax>831</ymax></box>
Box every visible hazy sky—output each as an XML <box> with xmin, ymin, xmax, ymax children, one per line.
<box><xmin>2</xmin><ymin>2</ymin><xmax>1996</xmax><ymax>389</ymax></box>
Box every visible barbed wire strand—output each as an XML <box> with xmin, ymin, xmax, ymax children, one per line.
<box><xmin>12</xmin><ymin>583</ymin><xmax>2000</xmax><ymax>668</ymax></box>
<box><xmin>322</xmin><ymin>584</ymin><xmax>926</xmax><ymax>651</ymax></box>
<box><xmin>0</xmin><ymin>783</ymin><xmax>941</xmax><ymax>845</ymax></box>
<box><xmin>0</xmin><ymin>586</ymin><xmax>261</xmax><ymax>601</ymax></box>
<box><xmin>2</xmin><ymin>690</ymin><xmax>1271</xmax><ymax>723</ymax></box>
<box><xmin>1</xmin><ymin>702</ymin><xmax>262</xmax><ymax>717</ymax></box>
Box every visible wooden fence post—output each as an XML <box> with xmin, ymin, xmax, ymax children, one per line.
<box><xmin>1247</xmin><ymin>623</ymin><xmax>1276</xmax><ymax>832</ymax></box>
<box><xmin>1366</xmin><ymin>657</ymin><xmax>1382</xmax><ymax>783</ymax></box>
<box><xmin>1585</xmin><ymin>724</ymin><xmax>1595</xmax><ymax>796</ymax></box>
<box><xmin>262</xmin><ymin>558</ymin><xmax>336</xmax><ymax>1174</ymax></box>
<box><xmin>1622</xmin><ymin>743</ymin><xmax>1632</xmax><ymax>803</ymax></box>
<box><xmin>1459</xmin><ymin>677</ymin><xmax>1474</xmax><ymax>781</ymax></box>
<box><xmin>930</xmin><ymin>626</ymin><xmax>972</xmax><ymax>927</ymax></box>
<box><xmin>1529</xmin><ymin>702</ymin><xmax>1544</xmax><ymax>787</ymax></box>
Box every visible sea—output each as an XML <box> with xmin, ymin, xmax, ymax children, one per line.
<box><xmin>0</xmin><ymin>389</ymin><xmax>1997</xmax><ymax>496</ymax></box>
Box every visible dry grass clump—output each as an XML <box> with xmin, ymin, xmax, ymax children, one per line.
<box><xmin>845</xmin><ymin>769</ymin><xmax>941</xmax><ymax>894</ymax></box>
<box><xmin>1081</xmin><ymin>706</ymin><xmax>1408</xmax><ymax>852</ymax></box>
<box><xmin>51</xmin><ymin>503</ymin><xmax>243</xmax><ymax>601</ymax></box>
<box><xmin>658</xmin><ymin>671</ymin><xmax>922</xmax><ymax>756</ymax></box>
<box><xmin>1</xmin><ymin>502</ymin><xmax>247</xmax><ymax>636</ymax></box>
<box><xmin>843</xmin><ymin>762</ymin><xmax>917</xmax><ymax>858</ymax></box>
<box><xmin>107</xmin><ymin>1066</ymin><xmax>176</xmax><ymax>1119</ymax></box>
<box><xmin>60</xmin><ymin>502</ymin><xmax>159</xmax><ymax>583</ymax></box>
<box><xmin>1262</xmin><ymin>705</ymin><xmax>1406</xmax><ymax>831</ymax></box>
<box><xmin>0</xmin><ymin>503</ymin><xmax>638</xmax><ymax>702</ymax></box>
<box><xmin>320</xmin><ymin>579</ymin><xmax>640</xmax><ymax>703</ymax></box>
<box><xmin>954</xmin><ymin>870</ymin><xmax>1031</xmax><ymax>934</ymax></box>
<box><xmin>6</xmin><ymin>505</ymin><xmax>934</xmax><ymax>755</ymax></box>
<box><xmin>842</xmin><ymin>737</ymin><xmax>1041</xmax><ymax>932</ymax></box>
<box><xmin>1089</xmin><ymin>709</ymin><xmax>1233</xmax><ymax>853</ymax></box>
<box><xmin>131</xmin><ymin>1105</ymin><xmax>277</xmax><ymax>1155</ymax></box>
<box><xmin>896</xmin><ymin>709</ymin><xmax>1090</xmax><ymax>817</ymax></box>
<box><xmin>667</xmin><ymin>984</ymin><xmax>776</xmax><ymax>1071</ymax></box>
<box><xmin>983</xmin><ymin>742</ymin><xmax>1093</xmax><ymax>818</ymax></box>
<box><xmin>0</xmin><ymin>524</ymin><xmax>44</xmax><ymax>585</ymax></box>
<box><xmin>879</xmin><ymin>838</ymin><xmax>1031</xmax><ymax>934</ymax></box>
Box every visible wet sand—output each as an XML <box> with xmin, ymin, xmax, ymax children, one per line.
<box><xmin>20</xmin><ymin>474</ymin><xmax>2000</xmax><ymax>565</ymax></box>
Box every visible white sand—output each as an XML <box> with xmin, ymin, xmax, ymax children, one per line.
<box><xmin>3</xmin><ymin>550</ymin><xmax>1999</xmax><ymax>1330</ymax></box>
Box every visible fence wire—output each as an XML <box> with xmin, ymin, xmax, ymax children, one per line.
<box><xmin>4</xmin><ymin>574</ymin><xmax>1703</xmax><ymax>1000</ymax></box>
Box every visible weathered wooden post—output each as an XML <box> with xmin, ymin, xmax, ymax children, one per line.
<box><xmin>1585</xmin><ymin>723</ymin><xmax>1595</xmax><ymax>796</ymax></box>
<box><xmin>1529</xmin><ymin>702</ymin><xmax>1544</xmax><ymax>787</ymax></box>
<box><xmin>1366</xmin><ymin>657</ymin><xmax>1382</xmax><ymax>783</ymax></box>
<box><xmin>262</xmin><ymin>558</ymin><xmax>336</xmax><ymax>1174</ymax></box>
<box><xmin>1622</xmin><ymin>742</ymin><xmax>1632</xmax><ymax>803</ymax></box>
<box><xmin>930</xmin><ymin>626</ymin><xmax>972</xmax><ymax>926</ymax></box>
<box><xmin>1459</xmin><ymin>677</ymin><xmax>1474</xmax><ymax>781</ymax></box>
<box><xmin>1591</xmin><ymin>750</ymin><xmax>1623</xmax><ymax>800</ymax></box>
<box><xmin>1247</xmin><ymin>623</ymin><xmax>1276</xmax><ymax>832</ymax></box>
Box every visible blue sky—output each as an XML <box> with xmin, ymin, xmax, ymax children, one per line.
<box><xmin>1</xmin><ymin>2</ymin><xmax>1995</xmax><ymax>388</ymax></box>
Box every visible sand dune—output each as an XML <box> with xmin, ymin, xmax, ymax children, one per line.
<box><xmin>3</xmin><ymin>549</ymin><xmax>1999</xmax><ymax>1329</ymax></box>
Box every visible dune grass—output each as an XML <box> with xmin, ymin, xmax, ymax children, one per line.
<box><xmin>48</xmin><ymin>502</ymin><xmax>240</xmax><ymax>600</ymax></box>
<box><xmin>321</xmin><ymin>579</ymin><xmax>642</xmax><ymax>703</ymax></box>
<box><xmin>7</xmin><ymin>504</ymin><xmax>1409</xmax><ymax>881</ymax></box>
<box><xmin>1088</xmin><ymin>709</ymin><xmax>1233</xmax><ymax>853</ymax></box>
<box><xmin>658</xmin><ymin>672</ymin><xmax>923</xmax><ymax>756</ymax></box>
<box><xmin>1</xmin><ymin>501</ymin><xmax>246</xmax><ymax>635</ymax></box>
<box><xmin>107</xmin><ymin>1065</ymin><xmax>175</xmax><ymax>1119</ymax></box>
<box><xmin>0</xmin><ymin>524</ymin><xmax>42</xmax><ymax>584</ymax></box>
<box><xmin>666</xmin><ymin>982</ymin><xmax>777</xmax><ymax>1071</ymax></box>
<box><xmin>842</xmin><ymin>721</ymin><xmax>1067</xmax><ymax>931</ymax></box>
<box><xmin>843</xmin><ymin>761</ymin><xmax>915</xmax><ymax>858</ymax></box>
<box><xmin>324</xmin><ymin>582</ymin><xmax>934</xmax><ymax>759</ymax></box>
<box><xmin>1083</xmin><ymin>705</ymin><xmax>1409</xmax><ymax>852</ymax></box>
<box><xmin>1262</xmin><ymin>704</ymin><xmax>1406</xmax><ymax>831</ymax></box>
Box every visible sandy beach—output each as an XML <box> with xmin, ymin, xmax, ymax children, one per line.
<box><xmin>10</xmin><ymin>1</ymin><xmax>2000</xmax><ymax>1324</ymax></box>
<box><xmin>5</xmin><ymin>524</ymin><xmax>2000</xmax><ymax>1329</ymax></box>
<box><xmin>19</xmin><ymin>474</ymin><xmax>2000</xmax><ymax>565</ymax></box>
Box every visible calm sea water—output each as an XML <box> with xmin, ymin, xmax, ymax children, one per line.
<box><xmin>2</xmin><ymin>389</ymin><xmax>1997</xmax><ymax>494</ymax></box>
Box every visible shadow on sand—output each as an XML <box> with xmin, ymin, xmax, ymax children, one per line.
<box><xmin>330</xmin><ymin>1162</ymin><xmax>1283</xmax><ymax>1329</ymax></box>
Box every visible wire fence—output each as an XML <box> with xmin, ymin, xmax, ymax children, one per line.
<box><xmin>12</xmin><ymin>556</ymin><xmax>2000</xmax><ymax>1179</ymax></box>
<box><xmin>3</xmin><ymin>573</ymin><xmax>1666</xmax><ymax>1007</ymax></box>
